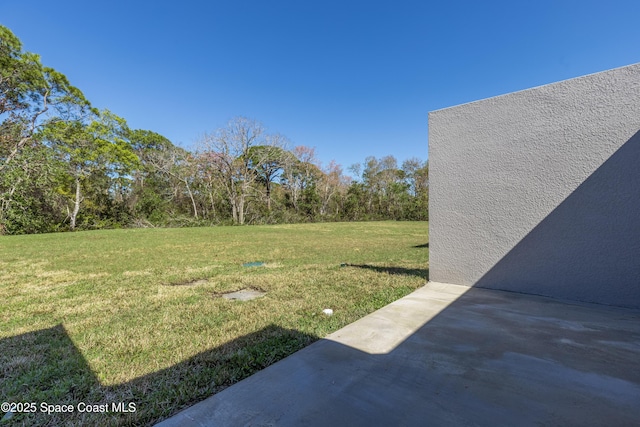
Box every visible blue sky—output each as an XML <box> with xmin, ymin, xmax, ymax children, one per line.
<box><xmin>2</xmin><ymin>1</ymin><xmax>639</xmax><ymax>173</ymax></box>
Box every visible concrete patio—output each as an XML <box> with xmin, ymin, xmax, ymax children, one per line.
<box><xmin>156</xmin><ymin>282</ymin><xmax>640</xmax><ymax>426</ymax></box>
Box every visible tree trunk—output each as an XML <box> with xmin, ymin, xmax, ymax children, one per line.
<box><xmin>231</xmin><ymin>195</ymin><xmax>238</xmax><ymax>224</ymax></box>
<box><xmin>184</xmin><ymin>180</ymin><xmax>198</xmax><ymax>219</ymax></box>
<box><xmin>238</xmin><ymin>193</ymin><xmax>245</xmax><ymax>225</ymax></box>
<box><xmin>70</xmin><ymin>177</ymin><xmax>81</xmax><ymax>231</ymax></box>
<box><xmin>209</xmin><ymin>191</ymin><xmax>216</xmax><ymax>218</ymax></box>
<box><xmin>266</xmin><ymin>181</ymin><xmax>271</xmax><ymax>211</ymax></box>
<box><xmin>0</xmin><ymin>179</ymin><xmax>20</xmax><ymax>228</ymax></box>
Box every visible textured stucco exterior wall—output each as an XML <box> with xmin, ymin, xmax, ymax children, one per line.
<box><xmin>428</xmin><ymin>63</ymin><xmax>640</xmax><ymax>308</ymax></box>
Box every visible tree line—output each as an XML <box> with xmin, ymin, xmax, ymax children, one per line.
<box><xmin>1</xmin><ymin>26</ymin><xmax>428</xmax><ymax>235</ymax></box>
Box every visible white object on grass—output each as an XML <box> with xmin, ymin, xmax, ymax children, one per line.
<box><xmin>322</xmin><ymin>308</ymin><xmax>333</xmax><ymax>316</ymax></box>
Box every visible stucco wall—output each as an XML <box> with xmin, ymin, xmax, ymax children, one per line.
<box><xmin>428</xmin><ymin>63</ymin><xmax>640</xmax><ymax>308</ymax></box>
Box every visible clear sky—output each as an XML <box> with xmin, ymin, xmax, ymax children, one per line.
<box><xmin>2</xmin><ymin>1</ymin><xmax>639</xmax><ymax>173</ymax></box>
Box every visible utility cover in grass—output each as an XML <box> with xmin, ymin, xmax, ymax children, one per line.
<box><xmin>221</xmin><ymin>289</ymin><xmax>266</xmax><ymax>301</ymax></box>
<box><xmin>243</xmin><ymin>262</ymin><xmax>265</xmax><ymax>267</ymax></box>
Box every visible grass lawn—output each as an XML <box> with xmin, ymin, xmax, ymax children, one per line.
<box><xmin>0</xmin><ymin>221</ymin><xmax>428</xmax><ymax>426</ymax></box>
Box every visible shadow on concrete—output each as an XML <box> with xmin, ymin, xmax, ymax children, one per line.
<box><xmin>157</xmin><ymin>284</ymin><xmax>640</xmax><ymax>426</ymax></box>
<box><xmin>0</xmin><ymin>324</ymin><xmax>317</xmax><ymax>426</ymax></box>
<box><xmin>344</xmin><ymin>264</ymin><xmax>429</xmax><ymax>280</ymax></box>
<box><xmin>475</xmin><ymin>130</ymin><xmax>640</xmax><ymax>308</ymax></box>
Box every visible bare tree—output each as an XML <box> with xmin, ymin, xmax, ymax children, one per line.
<box><xmin>318</xmin><ymin>160</ymin><xmax>350</xmax><ymax>216</ymax></box>
<box><xmin>147</xmin><ymin>142</ymin><xmax>199</xmax><ymax>219</ymax></box>
<box><xmin>199</xmin><ymin>117</ymin><xmax>282</xmax><ymax>225</ymax></box>
<box><xmin>194</xmin><ymin>151</ymin><xmax>225</xmax><ymax>219</ymax></box>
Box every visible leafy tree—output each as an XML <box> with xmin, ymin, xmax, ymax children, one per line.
<box><xmin>0</xmin><ymin>142</ymin><xmax>66</xmax><ymax>234</ymax></box>
<box><xmin>398</xmin><ymin>158</ymin><xmax>428</xmax><ymax>220</ymax></box>
<box><xmin>281</xmin><ymin>146</ymin><xmax>322</xmax><ymax>214</ymax></box>
<box><xmin>42</xmin><ymin>110</ymin><xmax>138</xmax><ymax>230</ymax></box>
<box><xmin>128</xmin><ymin>129</ymin><xmax>182</xmax><ymax>224</ymax></box>
<box><xmin>0</xmin><ymin>25</ymin><xmax>89</xmax><ymax>171</ymax></box>
<box><xmin>246</xmin><ymin>138</ymin><xmax>292</xmax><ymax>211</ymax></box>
<box><xmin>359</xmin><ymin>155</ymin><xmax>412</xmax><ymax>218</ymax></box>
<box><xmin>344</xmin><ymin>182</ymin><xmax>367</xmax><ymax>221</ymax></box>
<box><xmin>1</xmin><ymin>25</ymin><xmax>89</xmax><ymax>232</ymax></box>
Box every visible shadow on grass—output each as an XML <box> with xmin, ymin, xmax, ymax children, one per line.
<box><xmin>345</xmin><ymin>264</ymin><xmax>429</xmax><ymax>280</ymax></box>
<box><xmin>0</xmin><ymin>324</ymin><xmax>317</xmax><ymax>426</ymax></box>
<box><xmin>413</xmin><ymin>243</ymin><xmax>429</xmax><ymax>248</ymax></box>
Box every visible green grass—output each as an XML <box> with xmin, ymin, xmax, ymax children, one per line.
<box><xmin>0</xmin><ymin>221</ymin><xmax>428</xmax><ymax>426</ymax></box>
